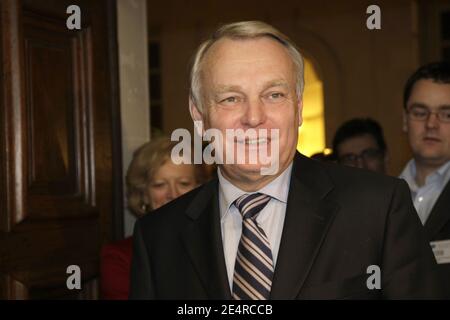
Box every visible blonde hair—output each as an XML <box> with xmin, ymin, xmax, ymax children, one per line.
<box><xmin>126</xmin><ymin>136</ymin><xmax>205</xmax><ymax>216</ymax></box>
<box><xmin>189</xmin><ymin>21</ymin><xmax>305</xmax><ymax>113</ymax></box>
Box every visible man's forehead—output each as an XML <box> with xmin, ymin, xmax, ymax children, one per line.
<box><xmin>340</xmin><ymin>134</ymin><xmax>378</xmax><ymax>149</ymax></box>
<box><xmin>203</xmin><ymin>36</ymin><xmax>292</xmax><ymax>67</ymax></box>
<box><xmin>410</xmin><ymin>79</ymin><xmax>450</xmax><ymax>96</ymax></box>
<box><xmin>212</xmin><ymin>80</ymin><xmax>289</xmax><ymax>93</ymax></box>
<box><xmin>200</xmin><ymin>38</ymin><xmax>295</xmax><ymax>89</ymax></box>
<box><xmin>408</xmin><ymin>79</ymin><xmax>450</xmax><ymax>105</ymax></box>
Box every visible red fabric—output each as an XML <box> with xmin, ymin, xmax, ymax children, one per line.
<box><xmin>100</xmin><ymin>237</ymin><xmax>133</xmax><ymax>300</ymax></box>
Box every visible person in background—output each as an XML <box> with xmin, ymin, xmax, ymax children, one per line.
<box><xmin>100</xmin><ymin>136</ymin><xmax>207</xmax><ymax>299</ymax></box>
<box><xmin>332</xmin><ymin>118</ymin><xmax>388</xmax><ymax>174</ymax></box>
<box><xmin>400</xmin><ymin>61</ymin><xmax>450</xmax><ymax>296</ymax></box>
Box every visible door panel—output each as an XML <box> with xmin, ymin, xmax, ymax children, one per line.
<box><xmin>0</xmin><ymin>0</ymin><xmax>122</xmax><ymax>299</ymax></box>
<box><xmin>24</xmin><ymin>7</ymin><xmax>96</xmax><ymax>222</ymax></box>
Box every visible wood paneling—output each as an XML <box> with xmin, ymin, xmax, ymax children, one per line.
<box><xmin>0</xmin><ymin>0</ymin><xmax>122</xmax><ymax>299</ymax></box>
<box><xmin>0</xmin><ymin>0</ymin><xmax>27</xmax><ymax>233</ymax></box>
<box><xmin>23</xmin><ymin>10</ymin><xmax>96</xmax><ymax>223</ymax></box>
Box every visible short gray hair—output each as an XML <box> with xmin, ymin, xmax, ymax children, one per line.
<box><xmin>189</xmin><ymin>21</ymin><xmax>305</xmax><ymax>112</ymax></box>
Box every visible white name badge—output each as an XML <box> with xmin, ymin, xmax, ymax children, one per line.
<box><xmin>430</xmin><ymin>239</ymin><xmax>450</xmax><ymax>264</ymax></box>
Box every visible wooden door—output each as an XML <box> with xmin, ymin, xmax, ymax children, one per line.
<box><xmin>0</xmin><ymin>0</ymin><xmax>123</xmax><ymax>299</ymax></box>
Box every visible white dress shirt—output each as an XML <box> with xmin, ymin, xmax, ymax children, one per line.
<box><xmin>399</xmin><ymin>159</ymin><xmax>450</xmax><ymax>225</ymax></box>
<box><xmin>217</xmin><ymin>163</ymin><xmax>293</xmax><ymax>290</ymax></box>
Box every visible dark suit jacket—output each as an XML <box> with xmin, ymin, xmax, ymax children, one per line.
<box><xmin>129</xmin><ymin>153</ymin><xmax>444</xmax><ymax>299</ymax></box>
<box><xmin>424</xmin><ymin>179</ymin><xmax>450</xmax><ymax>297</ymax></box>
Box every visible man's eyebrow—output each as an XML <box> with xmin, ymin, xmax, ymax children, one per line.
<box><xmin>408</xmin><ymin>103</ymin><xmax>428</xmax><ymax>109</ymax></box>
<box><xmin>213</xmin><ymin>80</ymin><xmax>289</xmax><ymax>93</ymax></box>
<box><xmin>408</xmin><ymin>102</ymin><xmax>450</xmax><ymax>110</ymax></box>
<box><xmin>263</xmin><ymin>80</ymin><xmax>289</xmax><ymax>90</ymax></box>
<box><xmin>214</xmin><ymin>85</ymin><xmax>243</xmax><ymax>93</ymax></box>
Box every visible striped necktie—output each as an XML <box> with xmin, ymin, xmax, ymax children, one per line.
<box><xmin>232</xmin><ymin>193</ymin><xmax>273</xmax><ymax>300</ymax></box>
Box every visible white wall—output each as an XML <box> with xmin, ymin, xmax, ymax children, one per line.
<box><xmin>117</xmin><ymin>0</ymin><xmax>150</xmax><ymax>237</ymax></box>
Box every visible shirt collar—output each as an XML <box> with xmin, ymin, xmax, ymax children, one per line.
<box><xmin>218</xmin><ymin>163</ymin><xmax>293</xmax><ymax>220</ymax></box>
<box><xmin>437</xmin><ymin>160</ymin><xmax>450</xmax><ymax>189</ymax></box>
<box><xmin>400</xmin><ymin>159</ymin><xmax>450</xmax><ymax>191</ymax></box>
<box><xmin>399</xmin><ymin>159</ymin><xmax>418</xmax><ymax>192</ymax></box>
<box><xmin>436</xmin><ymin>159</ymin><xmax>450</xmax><ymax>178</ymax></box>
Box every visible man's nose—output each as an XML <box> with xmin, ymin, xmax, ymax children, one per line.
<box><xmin>355</xmin><ymin>157</ymin><xmax>366</xmax><ymax>169</ymax></box>
<box><xmin>243</xmin><ymin>98</ymin><xmax>266</xmax><ymax>127</ymax></box>
<box><xmin>425</xmin><ymin>112</ymin><xmax>439</xmax><ymax>129</ymax></box>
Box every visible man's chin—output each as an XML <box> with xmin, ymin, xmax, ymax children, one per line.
<box><xmin>416</xmin><ymin>150</ymin><xmax>450</xmax><ymax>165</ymax></box>
<box><xmin>234</xmin><ymin>163</ymin><xmax>267</xmax><ymax>174</ymax></box>
<box><xmin>222</xmin><ymin>162</ymin><xmax>277</xmax><ymax>176</ymax></box>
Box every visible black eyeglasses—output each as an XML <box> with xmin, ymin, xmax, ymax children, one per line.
<box><xmin>406</xmin><ymin>105</ymin><xmax>450</xmax><ymax>123</ymax></box>
<box><xmin>338</xmin><ymin>148</ymin><xmax>384</xmax><ymax>166</ymax></box>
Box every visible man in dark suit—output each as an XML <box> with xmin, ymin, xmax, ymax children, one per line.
<box><xmin>130</xmin><ymin>21</ymin><xmax>443</xmax><ymax>299</ymax></box>
<box><xmin>400</xmin><ymin>61</ymin><xmax>450</xmax><ymax>297</ymax></box>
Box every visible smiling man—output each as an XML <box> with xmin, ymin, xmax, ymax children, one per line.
<box><xmin>130</xmin><ymin>21</ymin><xmax>443</xmax><ymax>299</ymax></box>
<box><xmin>190</xmin><ymin>34</ymin><xmax>300</xmax><ymax>190</ymax></box>
<box><xmin>400</xmin><ymin>61</ymin><xmax>450</xmax><ymax>295</ymax></box>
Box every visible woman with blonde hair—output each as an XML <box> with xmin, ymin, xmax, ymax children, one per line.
<box><xmin>100</xmin><ymin>136</ymin><xmax>206</xmax><ymax>299</ymax></box>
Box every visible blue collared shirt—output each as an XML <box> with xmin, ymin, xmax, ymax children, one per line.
<box><xmin>399</xmin><ymin>159</ymin><xmax>450</xmax><ymax>225</ymax></box>
<box><xmin>218</xmin><ymin>163</ymin><xmax>293</xmax><ymax>290</ymax></box>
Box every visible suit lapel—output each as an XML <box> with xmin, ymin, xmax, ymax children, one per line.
<box><xmin>180</xmin><ymin>153</ymin><xmax>339</xmax><ymax>300</ymax></box>
<box><xmin>271</xmin><ymin>154</ymin><xmax>339</xmax><ymax>299</ymax></box>
<box><xmin>181</xmin><ymin>180</ymin><xmax>231</xmax><ymax>299</ymax></box>
<box><xmin>425</xmin><ymin>180</ymin><xmax>450</xmax><ymax>240</ymax></box>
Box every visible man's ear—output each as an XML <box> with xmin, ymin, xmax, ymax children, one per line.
<box><xmin>402</xmin><ymin>109</ymin><xmax>408</xmax><ymax>132</ymax></box>
<box><xmin>189</xmin><ymin>98</ymin><xmax>202</xmax><ymax>121</ymax></box>
<box><xmin>189</xmin><ymin>98</ymin><xmax>205</xmax><ymax>136</ymax></box>
<box><xmin>297</xmin><ymin>97</ymin><xmax>303</xmax><ymax>127</ymax></box>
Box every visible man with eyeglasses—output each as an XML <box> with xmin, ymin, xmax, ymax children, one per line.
<box><xmin>332</xmin><ymin>118</ymin><xmax>387</xmax><ymax>174</ymax></box>
<box><xmin>400</xmin><ymin>61</ymin><xmax>450</xmax><ymax>297</ymax></box>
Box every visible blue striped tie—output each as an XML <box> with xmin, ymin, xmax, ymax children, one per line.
<box><xmin>232</xmin><ymin>193</ymin><xmax>273</xmax><ymax>300</ymax></box>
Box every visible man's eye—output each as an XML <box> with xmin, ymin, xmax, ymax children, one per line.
<box><xmin>441</xmin><ymin>110</ymin><xmax>450</xmax><ymax>120</ymax></box>
<box><xmin>266</xmin><ymin>92</ymin><xmax>286</xmax><ymax>101</ymax></box>
<box><xmin>412</xmin><ymin>109</ymin><xmax>427</xmax><ymax>117</ymax></box>
<box><xmin>342</xmin><ymin>154</ymin><xmax>356</xmax><ymax>161</ymax></box>
<box><xmin>220</xmin><ymin>96</ymin><xmax>239</xmax><ymax>104</ymax></box>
